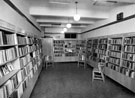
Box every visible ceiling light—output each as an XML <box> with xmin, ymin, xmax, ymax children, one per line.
<box><xmin>61</xmin><ymin>31</ymin><xmax>65</xmax><ymax>33</ymax></box>
<box><xmin>73</xmin><ymin>1</ymin><xmax>80</xmax><ymax>21</ymax></box>
<box><xmin>74</xmin><ymin>14</ymin><xmax>80</xmax><ymax>21</ymax></box>
<box><xmin>66</xmin><ymin>23</ymin><xmax>72</xmax><ymax>28</ymax></box>
<box><xmin>63</xmin><ymin>28</ymin><xmax>67</xmax><ymax>32</ymax></box>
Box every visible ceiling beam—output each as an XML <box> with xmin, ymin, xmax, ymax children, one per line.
<box><xmin>30</xmin><ymin>7</ymin><xmax>109</xmax><ymax>19</ymax></box>
<box><xmin>40</xmin><ymin>24</ymin><xmax>88</xmax><ymax>28</ymax></box>
<box><xmin>36</xmin><ymin>19</ymin><xmax>94</xmax><ymax>24</ymax></box>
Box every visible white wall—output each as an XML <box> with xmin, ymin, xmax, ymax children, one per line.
<box><xmin>81</xmin><ymin>4</ymin><xmax>135</xmax><ymax>38</ymax></box>
<box><xmin>0</xmin><ymin>0</ymin><xmax>42</xmax><ymax>37</ymax></box>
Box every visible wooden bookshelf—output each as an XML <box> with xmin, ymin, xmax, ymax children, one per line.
<box><xmin>86</xmin><ymin>33</ymin><xmax>135</xmax><ymax>93</ymax></box>
<box><xmin>53</xmin><ymin>40</ymin><xmax>79</xmax><ymax>62</ymax></box>
<box><xmin>0</xmin><ymin>70</ymin><xmax>19</xmax><ymax>86</ymax></box>
<box><xmin>0</xmin><ymin>20</ymin><xmax>43</xmax><ymax>98</ymax></box>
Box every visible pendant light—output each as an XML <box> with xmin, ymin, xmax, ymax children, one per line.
<box><xmin>66</xmin><ymin>18</ymin><xmax>72</xmax><ymax>28</ymax></box>
<box><xmin>61</xmin><ymin>30</ymin><xmax>65</xmax><ymax>33</ymax></box>
<box><xmin>73</xmin><ymin>1</ymin><xmax>80</xmax><ymax>21</ymax></box>
<box><xmin>63</xmin><ymin>28</ymin><xmax>67</xmax><ymax>32</ymax></box>
<box><xmin>66</xmin><ymin>23</ymin><xmax>72</xmax><ymax>28</ymax></box>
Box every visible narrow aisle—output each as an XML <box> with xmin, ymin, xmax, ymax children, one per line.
<box><xmin>30</xmin><ymin>63</ymin><xmax>135</xmax><ymax>98</ymax></box>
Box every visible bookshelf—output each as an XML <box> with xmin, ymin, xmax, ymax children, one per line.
<box><xmin>86</xmin><ymin>38</ymin><xmax>107</xmax><ymax>67</ymax></box>
<box><xmin>0</xmin><ymin>20</ymin><xmax>43</xmax><ymax>98</ymax></box>
<box><xmin>64</xmin><ymin>40</ymin><xmax>77</xmax><ymax>57</ymax></box>
<box><xmin>53</xmin><ymin>40</ymin><xmax>64</xmax><ymax>57</ymax></box>
<box><xmin>86</xmin><ymin>34</ymin><xmax>135</xmax><ymax>93</ymax></box>
<box><xmin>53</xmin><ymin>40</ymin><xmax>78</xmax><ymax>62</ymax></box>
<box><xmin>106</xmin><ymin>37</ymin><xmax>123</xmax><ymax>72</ymax></box>
<box><xmin>76</xmin><ymin>40</ymin><xmax>86</xmax><ymax>54</ymax></box>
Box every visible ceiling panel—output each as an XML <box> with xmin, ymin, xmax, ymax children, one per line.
<box><xmin>25</xmin><ymin>0</ymin><xmax>135</xmax><ymax>33</ymax></box>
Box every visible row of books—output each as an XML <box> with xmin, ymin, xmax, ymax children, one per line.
<box><xmin>124</xmin><ymin>45</ymin><xmax>135</xmax><ymax>53</ymax></box>
<box><xmin>93</xmin><ymin>44</ymin><xmax>98</xmax><ymax>49</ymax></box>
<box><xmin>122</xmin><ymin>53</ymin><xmax>135</xmax><ymax>61</ymax></box>
<box><xmin>87</xmin><ymin>44</ymin><xmax>92</xmax><ymax>48</ymax></box>
<box><xmin>107</xmin><ymin>63</ymin><xmax>119</xmax><ymax>72</ymax></box>
<box><xmin>53</xmin><ymin>40</ymin><xmax>65</xmax><ymax>44</ymax></box>
<box><xmin>97</xmin><ymin>54</ymin><xmax>106</xmax><ymax>61</ymax></box>
<box><xmin>54</xmin><ymin>54</ymin><xmax>63</xmax><ymax>57</ymax></box>
<box><xmin>107</xmin><ymin>57</ymin><xmax>120</xmax><ymax>65</ymax></box>
<box><xmin>28</xmin><ymin>45</ymin><xmax>36</xmax><ymax>53</ymax></box>
<box><xmin>97</xmin><ymin>49</ymin><xmax>106</xmax><ymax>55</ymax></box>
<box><xmin>54</xmin><ymin>51</ymin><xmax>64</xmax><ymax>53</ymax></box>
<box><xmin>108</xmin><ymin>51</ymin><xmax>121</xmax><ymax>58</ymax></box>
<box><xmin>27</xmin><ymin>37</ymin><xmax>34</xmax><ymax>45</ymax></box>
<box><xmin>99</xmin><ymin>39</ymin><xmax>107</xmax><ymax>44</ymax></box>
<box><xmin>54</xmin><ymin>44</ymin><xmax>64</xmax><ymax>47</ymax></box>
<box><xmin>108</xmin><ymin>38</ymin><xmax>122</xmax><ymax>44</ymax></box>
<box><xmin>17</xmin><ymin>36</ymin><xmax>27</xmax><ymax>45</ymax></box>
<box><xmin>0</xmin><ymin>63</ymin><xmax>14</xmax><ymax>78</ymax></box>
<box><xmin>54</xmin><ymin>47</ymin><xmax>64</xmax><ymax>50</ymax></box>
<box><xmin>124</xmin><ymin>37</ymin><xmax>135</xmax><ymax>45</ymax></box>
<box><xmin>0</xmin><ymin>70</ymin><xmax>23</xmax><ymax>98</ymax></box>
<box><xmin>20</xmin><ymin>55</ymin><xmax>31</xmax><ymax>68</ymax></box>
<box><xmin>98</xmin><ymin>44</ymin><xmax>107</xmax><ymax>50</ymax></box>
<box><xmin>122</xmin><ymin>60</ymin><xmax>135</xmax><ymax>70</ymax></box>
<box><xmin>18</xmin><ymin>46</ymin><xmax>28</xmax><ymax>57</ymax></box>
<box><xmin>0</xmin><ymin>47</ymin><xmax>17</xmax><ymax>64</ymax></box>
<box><xmin>120</xmin><ymin>67</ymin><xmax>135</xmax><ymax>78</ymax></box>
<box><xmin>65</xmin><ymin>53</ymin><xmax>77</xmax><ymax>56</ymax></box>
<box><xmin>87</xmin><ymin>48</ymin><xmax>92</xmax><ymax>52</ymax></box>
<box><xmin>93</xmin><ymin>39</ymin><xmax>98</xmax><ymax>44</ymax></box>
<box><xmin>0</xmin><ymin>62</ymin><xmax>38</xmax><ymax>98</ymax></box>
<box><xmin>0</xmin><ymin>31</ymin><xmax>15</xmax><ymax>45</ymax></box>
<box><xmin>87</xmin><ymin>41</ymin><xmax>92</xmax><ymax>47</ymax></box>
<box><xmin>108</xmin><ymin>45</ymin><xmax>121</xmax><ymax>51</ymax></box>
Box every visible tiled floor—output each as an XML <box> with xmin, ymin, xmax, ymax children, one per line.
<box><xmin>30</xmin><ymin>63</ymin><xmax>135</xmax><ymax>98</ymax></box>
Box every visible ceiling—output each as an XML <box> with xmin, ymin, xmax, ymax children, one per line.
<box><xmin>25</xmin><ymin>0</ymin><xmax>135</xmax><ymax>34</ymax></box>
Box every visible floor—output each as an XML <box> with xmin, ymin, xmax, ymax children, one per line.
<box><xmin>30</xmin><ymin>62</ymin><xmax>135</xmax><ymax>98</ymax></box>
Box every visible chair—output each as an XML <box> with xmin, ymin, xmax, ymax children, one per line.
<box><xmin>77</xmin><ymin>54</ymin><xmax>86</xmax><ymax>68</ymax></box>
<box><xmin>44</xmin><ymin>55</ymin><xmax>54</xmax><ymax>69</ymax></box>
<box><xmin>92</xmin><ymin>62</ymin><xmax>105</xmax><ymax>82</ymax></box>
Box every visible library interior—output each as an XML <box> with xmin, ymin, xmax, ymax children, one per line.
<box><xmin>1</xmin><ymin>0</ymin><xmax>135</xmax><ymax>98</ymax></box>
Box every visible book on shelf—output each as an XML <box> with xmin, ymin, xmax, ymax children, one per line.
<box><xmin>1</xmin><ymin>31</ymin><xmax>7</xmax><ymax>45</ymax></box>
<box><xmin>4</xmin><ymin>79</ymin><xmax>14</xmax><ymax>97</ymax></box>
<box><xmin>0</xmin><ymin>86</ymin><xmax>5</xmax><ymax>98</ymax></box>
<box><xmin>17</xmin><ymin>70</ymin><xmax>22</xmax><ymax>84</ymax></box>
<box><xmin>22</xmin><ymin>80</ymin><xmax>27</xmax><ymax>92</ymax></box>
<box><xmin>0</xmin><ymin>69</ymin><xmax>3</xmax><ymax>78</ymax></box>
<box><xmin>17</xmin><ymin>83</ymin><xmax>23</xmax><ymax>98</ymax></box>
<box><xmin>18</xmin><ymin>46</ymin><xmax>28</xmax><ymax>57</ymax></box>
<box><xmin>11</xmin><ymin>74</ymin><xmax>19</xmax><ymax>89</ymax></box>
<box><xmin>0</xmin><ymin>50</ymin><xmax>6</xmax><ymax>64</ymax></box>
<box><xmin>1</xmin><ymin>65</ymin><xmax>11</xmax><ymax>76</ymax></box>
<box><xmin>6</xmin><ymin>34</ymin><xmax>15</xmax><ymax>45</ymax></box>
<box><xmin>0</xmin><ymin>31</ymin><xmax>4</xmax><ymax>45</ymax></box>
<box><xmin>10</xmin><ymin>90</ymin><xmax>18</xmax><ymax>98</ymax></box>
<box><xmin>109</xmin><ymin>38</ymin><xmax>122</xmax><ymax>44</ymax></box>
<box><xmin>5</xmin><ymin>47</ymin><xmax>17</xmax><ymax>61</ymax></box>
<box><xmin>17</xmin><ymin>36</ymin><xmax>27</xmax><ymax>45</ymax></box>
<box><xmin>109</xmin><ymin>45</ymin><xmax>121</xmax><ymax>51</ymax></box>
<box><xmin>0</xmin><ymin>31</ymin><xmax>15</xmax><ymax>45</ymax></box>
